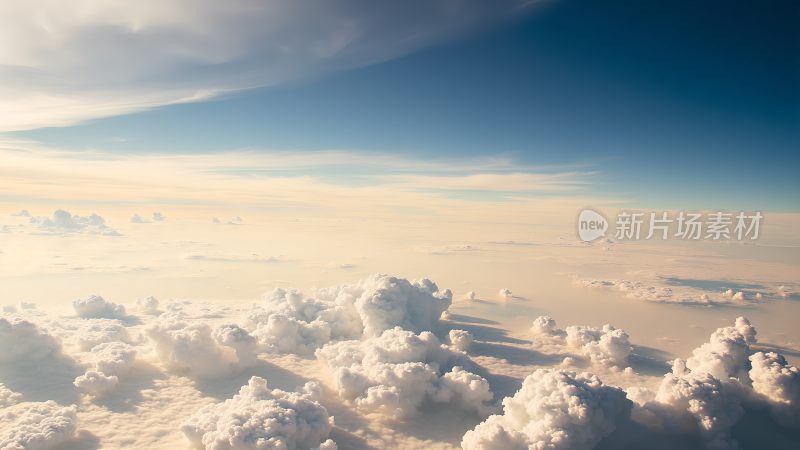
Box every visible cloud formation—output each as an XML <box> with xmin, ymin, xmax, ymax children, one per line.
<box><xmin>316</xmin><ymin>326</ymin><xmax>493</xmax><ymax>418</ymax></box>
<box><xmin>73</xmin><ymin>295</ymin><xmax>128</xmax><ymax>319</ymax></box>
<box><xmin>146</xmin><ymin>320</ymin><xmax>257</xmax><ymax>378</ymax></box>
<box><xmin>0</xmin><ymin>317</ymin><xmax>62</xmax><ymax>363</ymax></box>
<box><xmin>0</xmin><ymin>401</ymin><xmax>79</xmax><ymax>450</ymax></box>
<box><xmin>181</xmin><ymin>376</ymin><xmax>335</xmax><ymax>450</ymax></box>
<box><xmin>73</xmin><ymin>341</ymin><xmax>138</xmax><ymax>396</ymax></box>
<box><xmin>245</xmin><ymin>274</ymin><xmax>452</xmax><ymax>355</ymax></box>
<box><xmin>461</xmin><ymin>368</ymin><xmax>632</xmax><ymax>450</ymax></box>
<box><xmin>25</xmin><ymin>209</ymin><xmax>121</xmax><ymax>236</ymax></box>
<box><xmin>0</xmin><ymin>0</ymin><xmax>530</xmax><ymax>131</ymax></box>
<box><xmin>0</xmin><ymin>383</ymin><xmax>22</xmax><ymax>407</ymax></box>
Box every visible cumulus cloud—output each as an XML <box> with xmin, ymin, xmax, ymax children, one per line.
<box><xmin>629</xmin><ymin>317</ymin><xmax>800</xmax><ymax>448</ymax></box>
<box><xmin>449</xmin><ymin>329</ymin><xmax>474</xmax><ymax>352</ymax></box>
<box><xmin>25</xmin><ymin>209</ymin><xmax>120</xmax><ymax>236</ymax></box>
<box><xmin>244</xmin><ymin>274</ymin><xmax>452</xmax><ymax>355</ymax></box>
<box><xmin>0</xmin><ymin>401</ymin><xmax>78</xmax><ymax>450</ymax></box>
<box><xmin>146</xmin><ymin>320</ymin><xmax>257</xmax><ymax>378</ymax></box>
<box><xmin>316</xmin><ymin>327</ymin><xmax>493</xmax><ymax>418</ymax></box>
<box><xmin>73</xmin><ymin>370</ymin><xmax>119</xmax><ymax>396</ymax></box>
<box><xmin>565</xmin><ymin>324</ymin><xmax>632</xmax><ymax>367</ymax></box>
<box><xmin>73</xmin><ymin>341</ymin><xmax>136</xmax><ymax>396</ymax></box>
<box><xmin>530</xmin><ymin>315</ymin><xmax>562</xmax><ymax>336</ymax></box>
<box><xmin>684</xmin><ymin>316</ymin><xmax>756</xmax><ymax>381</ymax></box>
<box><xmin>465</xmin><ymin>291</ymin><xmax>477</xmax><ymax>301</ymax></box>
<box><xmin>136</xmin><ymin>296</ymin><xmax>160</xmax><ymax>314</ymax></box>
<box><xmin>497</xmin><ymin>288</ymin><xmax>512</xmax><ymax>300</ymax></box>
<box><xmin>130</xmin><ymin>214</ymin><xmax>150</xmax><ymax>223</ymax></box>
<box><xmin>749</xmin><ymin>352</ymin><xmax>800</xmax><ymax>424</ymax></box>
<box><xmin>0</xmin><ymin>317</ymin><xmax>62</xmax><ymax>363</ymax></box>
<box><xmin>648</xmin><ymin>368</ymin><xmax>744</xmax><ymax>449</ymax></box>
<box><xmin>530</xmin><ymin>316</ymin><xmax>631</xmax><ymax>367</ymax></box>
<box><xmin>73</xmin><ymin>295</ymin><xmax>128</xmax><ymax>319</ymax></box>
<box><xmin>181</xmin><ymin>376</ymin><xmax>335</xmax><ymax>450</ymax></box>
<box><xmin>461</xmin><ymin>368</ymin><xmax>632</xmax><ymax>450</ymax></box>
<box><xmin>0</xmin><ymin>0</ymin><xmax>530</xmax><ymax>131</ymax></box>
<box><xmin>74</xmin><ymin>319</ymin><xmax>130</xmax><ymax>351</ymax></box>
<box><xmin>152</xmin><ymin>212</ymin><xmax>166</xmax><ymax>221</ymax></box>
<box><xmin>0</xmin><ymin>383</ymin><xmax>23</xmax><ymax>407</ymax></box>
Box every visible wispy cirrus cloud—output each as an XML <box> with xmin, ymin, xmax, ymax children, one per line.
<box><xmin>0</xmin><ymin>0</ymin><xmax>534</xmax><ymax>131</ymax></box>
<box><xmin>0</xmin><ymin>138</ymin><xmax>612</xmax><ymax>212</ymax></box>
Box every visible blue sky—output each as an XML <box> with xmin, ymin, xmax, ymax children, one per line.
<box><xmin>6</xmin><ymin>0</ymin><xmax>799</xmax><ymax>211</ymax></box>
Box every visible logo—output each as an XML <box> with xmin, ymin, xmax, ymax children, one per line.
<box><xmin>577</xmin><ymin>209</ymin><xmax>608</xmax><ymax>242</ymax></box>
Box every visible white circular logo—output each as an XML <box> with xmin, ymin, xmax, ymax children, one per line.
<box><xmin>577</xmin><ymin>209</ymin><xmax>608</xmax><ymax>242</ymax></box>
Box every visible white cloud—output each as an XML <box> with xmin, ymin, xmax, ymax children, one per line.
<box><xmin>650</xmin><ymin>369</ymin><xmax>744</xmax><ymax>449</ymax></box>
<box><xmin>0</xmin><ymin>383</ymin><xmax>23</xmax><ymax>407</ymax></box>
<box><xmin>181</xmin><ymin>376</ymin><xmax>335</xmax><ymax>450</ymax></box>
<box><xmin>0</xmin><ymin>0</ymin><xmax>531</xmax><ymax>131</ymax></box>
<box><xmin>497</xmin><ymin>288</ymin><xmax>512</xmax><ymax>300</ymax></box>
<box><xmin>152</xmin><ymin>212</ymin><xmax>166</xmax><ymax>222</ymax></box>
<box><xmin>315</xmin><ymin>326</ymin><xmax>493</xmax><ymax>418</ymax></box>
<box><xmin>25</xmin><ymin>209</ymin><xmax>121</xmax><ymax>236</ymax></box>
<box><xmin>136</xmin><ymin>296</ymin><xmax>160</xmax><ymax>314</ymax></box>
<box><xmin>529</xmin><ymin>316</ymin><xmax>631</xmax><ymax>367</ymax></box>
<box><xmin>74</xmin><ymin>319</ymin><xmax>130</xmax><ymax>351</ymax></box>
<box><xmin>73</xmin><ymin>295</ymin><xmax>128</xmax><ymax>319</ymax></box>
<box><xmin>0</xmin><ymin>401</ymin><xmax>79</xmax><ymax>450</ymax></box>
<box><xmin>530</xmin><ymin>315</ymin><xmax>561</xmax><ymax>336</ymax></box>
<box><xmin>244</xmin><ymin>274</ymin><xmax>452</xmax><ymax>355</ymax></box>
<box><xmin>73</xmin><ymin>370</ymin><xmax>119</xmax><ymax>396</ymax></box>
<box><xmin>565</xmin><ymin>324</ymin><xmax>632</xmax><ymax>367</ymax></box>
<box><xmin>73</xmin><ymin>340</ymin><xmax>136</xmax><ymax>397</ymax></box>
<box><xmin>629</xmin><ymin>317</ymin><xmax>800</xmax><ymax>448</ymax></box>
<box><xmin>449</xmin><ymin>329</ymin><xmax>474</xmax><ymax>352</ymax></box>
<box><xmin>130</xmin><ymin>214</ymin><xmax>150</xmax><ymax>223</ymax></box>
<box><xmin>749</xmin><ymin>352</ymin><xmax>800</xmax><ymax>424</ymax></box>
<box><xmin>146</xmin><ymin>320</ymin><xmax>257</xmax><ymax>378</ymax></box>
<box><xmin>461</xmin><ymin>368</ymin><xmax>632</xmax><ymax>450</ymax></box>
<box><xmin>684</xmin><ymin>316</ymin><xmax>756</xmax><ymax>381</ymax></box>
<box><xmin>0</xmin><ymin>317</ymin><xmax>62</xmax><ymax>363</ymax></box>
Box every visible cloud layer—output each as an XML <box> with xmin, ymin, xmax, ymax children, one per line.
<box><xmin>0</xmin><ymin>0</ymin><xmax>529</xmax><ymax>131</ymax></box>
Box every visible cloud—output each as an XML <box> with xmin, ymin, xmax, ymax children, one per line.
<box><xmin>186</xmin><ymin>253</ymin><xmax>281</xmax><ymax>264</ymax></box>
<box><xmin>530</xmin><ymin>315</ymin><xmax>561</xmax><ymax>336</ymax></box>
<box><xmin>0</xmin><ymin>0</ymin><xmax>531</xmax><ymax>131</ymax></box>
<box><xmin>529</xmin><ymin>316</ymin><xmax>632</xmax><ymax>367</ymax></box>
<box><xmin>152</xmin><ymin>212</ymin><xmax>166</xmax><ymax>222</ymax></box>
<box><xmin>25</xmin><ymin>209</ymin><xmax>121</xmax><ymax>236</ymax></box>
<box><xmin>130</xmin><ymin>214</ymin><xmax>150</xmax><ymax>223</ymax></box>
<box><xmin>0</xmin><ymin>317</ymin><xmax>62</xmax><ymax>363</ymax></box>
<box><xmin>449</xmin><ymin>329</ymin><xmax>475</xmax><ymax>352</ymax></box>
<box><xmin>146</xmin><ymin>320</ymin><xmax>257</xmax><ymax>378</ymax></box>
<box><xmin>73</xmin><ymin>370</ymin><xmax>119</xmax><ymax>396</ymax></box>
<box><xmin>73</xmin><ymin>295</ymin><xmax>128</xmax><ymax>319</ymax></box>
<box><xmin>0</xmin><ymin>383</ymin><xmax>23</xmax><ymax>407</ymax></box>
<box><xmin>315</xmin><ymin>326</ymin><xmax>493</xmax><ymax>418</ymax></box>
<box><xmin>0</xmin><ymin>401</ymin><xmax>79</xmax><ymax>450</ymax></box>
<box><xmin>628</xmin><ymin>317</ymin><xmax>800</xmax><ymax>448</ymax></box>
<box><xmin>74</xmin><ymin>319</ymin><xmax>131</xmax><ymax>351</ymax></box>
<box><xmin>136</xmin><ymin>296</ymin><xmax>160</xmax><ymax>314</ymax></box>
<box><xmin>461</xmin><ymin>368</ymin><xmax>632</xmax><ymax>450</ymax></box>
<box><xmin>181</xmin><ymin>376</ymin><xmax>335</xmax><ymax>450</ymax></box>
<box><xmin>749</xmin><ymin>352</ymin><xmax>800</xmax><ymax>425</ymax></box>
<box><xmin>565</xmin><ymin>324</ymin><xmax>632</xmax><ymax>367</ymax></box>
<box><xmin>497</xmin><ymin>288</ymin><xmax>512</xmax><ymax>300</ymax></box>
<box><xmin>244</xmin><ymin>274</ymin><xmax>452</xmax><ymax>355</ymax></box>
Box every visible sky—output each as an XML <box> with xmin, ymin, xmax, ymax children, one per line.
<box><xmin>1</xmin><ymin>3</ymin><xmax>800</xmax><ymax>450</ymax></box>
<box><xmin>3</xmin><ymin>0</ymin><xmax>798</xmax><ymax>211</ymax></box>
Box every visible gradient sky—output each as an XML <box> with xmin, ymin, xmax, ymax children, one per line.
<box><xmin>5</xmin><ymin>0</ymin><xmax>799</xmax><ymax>211</ymax></box>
